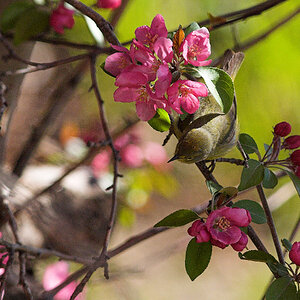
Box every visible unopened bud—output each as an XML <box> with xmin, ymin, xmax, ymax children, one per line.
<box><xmin>289</xmin><ymin>242</ymin><xmax>300</xmax><ymax>266</ymax></box>
<box><xmin>283</xmin><ymin>135</ymin><xmax>300</xmax><ymax>149</ymax></box>
<box><xmin>290</xmin><ymin>149</ymin><xmax>300</xmax><ymax>166</ymax></box>
<box><xmin>274</xmin><ymin>122</ymin><xmax>291</xmax><ymax>137</ymax></box>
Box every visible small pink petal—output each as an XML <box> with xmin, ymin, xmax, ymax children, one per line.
<box><xmin>113</xmin><ymin>87</ymin><xmax>140</xmax><ymax>103</ymax></box>
<box><xmin>135</xmin><ymin>101</ymin><xmax>156</xmax><ymax>121</ymax></box>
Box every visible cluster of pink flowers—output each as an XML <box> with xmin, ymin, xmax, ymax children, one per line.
<box><xmin>188</xmin><ymin>207</ymin><xmax>252</xmax><ymax>251</ymax></box>
<box><xmin>43</xmin><ymin>261</ymin><xmax>84</xmax><ymax>300</ymax></box>
<box><xmin>50</xmin><ymin>3</ymin><xmax>75</xmax><ymax>35</ymax></box>
<box><xmin>91</xmin><ymin>131</ymin><xmax>169</xmax><ymax>176</ymax></box>
<box><xmin>270</xmin><ymin>121</ymin><xmax>300</xmax><ymax>178</ymax></box>
<box><xmin>289</xmin><ymin>241</ymin><xmax>300</xmax><ymax>266</ymax></box>
<box><xmin>105</xmin><ymin>15</ymin><xmax>211</xmax><ymax>121</ymax></box>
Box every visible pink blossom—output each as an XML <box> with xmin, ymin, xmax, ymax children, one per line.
<box><xmin>206</xmin><ymin>207</ymin><xmax>251</xmax><ymax>246</ymax></box>
<box><xmin>231</xmin><ymin>231</ymin><xmax>248</xmax><ymax>251</ymax></box>
<box><xmin>0</xmin><ymin>232</ymin><xmax>8</xmax><ymax>277</ymax></box>
<box><xmin>114</xmin><ymin>134</ymin><xmax>131</xmax><ymax>150</ymax></box>
<box><xmin>50</xmin><ymin>4</ymin><xmax>74</xmax><ymax>35</ymax></box>
<box><xmin>289</xmin><ymin>242</ymin><xmax>300</xmax><ymax>266</ymax></box>
<box><xmin>135</xmin><ymin>14</ymin><xmax>168</xmax><ymax>48</ymax></box>
<box><xmin>114</xmin><ymin>71</ymin><xmax>168</xmax><ymax>121</ymax></box>
<box><xmin>91</xmin><ymin>151</ymin><xmax>111</xmax><ymax>176</ymax></box>
<box><xmin>120</xmin><ymin>144</ymin><xmax>144</xmax><ymax>168</ymax></box>
<box><xmin>187</xmin><ymin>220</ymin><xmax>211</xmax><ymax>243</ymax></box>
<box><xmin>180</xmin><ymin>28</ymin><xmax>211</xmax><ymax>66</ymax></box>
<box><xmin>97</xmin><ymin>0</ymin><xmax>122</xmax><ymax>9</ymax></box>
<box><xmin>210</xmin><ymin>238</ymin><xmax>227</xmax><ymax>249</ymax></box>
<box><xmin>43</xmin><ymin>261</ymin><xmax>83</xmax><ymax>300</ymax></box>
<box><xmin>167</xmin><ymin>80</ymin><xmax>208</xmax><ymax>114</ymax></box>
<box><xmin>143</xmin><ymin>142</ymin><xmax>168</xmax><ymax>167</ymax></box>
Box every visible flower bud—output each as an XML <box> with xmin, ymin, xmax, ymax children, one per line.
<box><xmin>290</xmin><ymin>149</ymin><xmax>300</xmax><ymax>166</ymax></box>
<box><xmin>97</xmin><ymin>0</ymin><xmax>122</xmax><ymax>9</ymax></box>
<box><xmin>50</xmin><ymin>4</ymin><xmax>74</xmax><ymax>35</ymax></box>
<box><xmin>283</xmin><ymin>135</ymin><xmax>300</xmax><ymax>150</ymax></box>
<box><xmin>231</xmin><ymin>232</ymin><xmax>248</xmax><ymax>252</ymax></box>
<box><xmin>289</xmin><ymin>242</ymin><xmax>300</xmax><ymax>266</ymax></box>
<box><xmin>274</xmin><ymin>122</ymin><xmax>291</xmax><ymax>137</ymax></box>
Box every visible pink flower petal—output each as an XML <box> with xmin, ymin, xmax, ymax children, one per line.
<box><xmin>181</xmin><ymin>94</ymin><xmax>200</xmax><ymax>114</ymax></box>
<box><xmin>153</xmin><ymin>37</ymin><xmax>173</xmax><ymax>63</ymax></box>
<box><xmin>104</xmin><ymin>53</ymin><xmax>132</xmax><ymax>76</ymax></box>
<box><xmin>113</xmin><ymin>87</ymin><xmax>140</xmax><ymax>103</ymax></box>
<box><xmin>115</xmin><ymin>71</ymin><xmax>148</xmax><ymax>87</ymax></box>
<box><xmin>150</xmin><ymin>14</ymin><xmax>168</xmax><ymax>38</ymax></box>
<box><xmin>135</xmin><ymin>101</ymin><xmax>156</xmax><ymax>121</ymax></box>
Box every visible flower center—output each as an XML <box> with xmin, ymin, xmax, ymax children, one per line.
<box><xmin>215</xmin><ymin>216</ymin><xmax>231</xmax><ymax>231</ymax></box>
<box><xmin>178</xmin><ymin>84</ymin><xmax>189</xmax><ymax>98</ymax></box>
<box><xmin>138</xmin><ymin>87</ymin><xmax>149</xmax><ymax>103</ymax></box>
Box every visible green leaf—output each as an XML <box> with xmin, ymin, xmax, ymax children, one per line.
<box><xmin>0</xmin><ymin>1</ymin><xmax>34</xmax><ymax>32</ymax></box>
<box><xmin>263</xmin><ymin>168</ymin><xmax>278</xmax><ymax>189</ymax></box>
<box><xmin>185</xmin><ymin>239</ymin><xmax>212</xmax><ymax>281</ymax></box>
<box><xmin>184</xmin><ymin>22</ymin><xmax>201</xmax><ymax>37</ymax></box>
<box><xmin>238</xmin><ymin>159</ymin><xmax>264</xmax><ymax>191</ymax></box>
<box><xmin>192</xmin><ymin>67</ymin><xmax>234</xmax><ymax>114</ymax></box>
<box><xmin>281</xmin><ymin>238</ymin><xmax>292</xmax><ymax>252</ymax></box>
<box><xmin>14</xmin><ymin>8</ymin><xmax>49</xmax><ymax>45</ymax></box>
<box><xmin>239</xmin><ymin>133</ymin><xmax>259</xmax><ymax>154</ymax></box>
<box><xmin>284</xmin><ymin>169</ymin><xmax>300</xmax><ymax>197</ymax></box>
<box><xmin>266</xmin><ymin>277</ymin><xmax>297</xmax><ymax>300</ymax></box>
<box><xmin>233</xmin><ymin>199</ymin><xmax>266</xmax><ymax>224</ymax></box>
<box><xmin>154</xmin><ymin>209</ymin><xmax>200</xmax><ymax>227</ymax></box>
<box><xmin>206</xmin><ymin>180</ymin><xmax>223</xmax><ymax>195</ymax></box>
<box><xmin>148</xmin><ymin>109</ymin><xmax>171</xmax><ymax>132</ymax></box>
<box><xmin>239</xmin><ymin>250</ymin><xmax>278</xmax><ymax>263</ymax></box>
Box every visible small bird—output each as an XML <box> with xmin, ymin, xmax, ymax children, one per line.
<box><xmin>169</xmin><ymin>50</ymin><xmax>244</xmax><ymax>164</ymax></box>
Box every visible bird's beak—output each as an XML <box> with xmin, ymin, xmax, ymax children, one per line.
<box><xmin>167</xmin><ymin>155</ymin><xmax>179</xmax><ymax>163</ymax></box>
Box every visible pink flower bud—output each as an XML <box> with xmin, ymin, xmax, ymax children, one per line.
<box><xmin>231</xmin><ymin>231</ymin><xmax>248</xmax><ymax>251</ymax></box>
<box><xmin>283</xmin><ymin>135</ymin><xmax>300</xmax><ymax>149</ymax></box>
<box><xmin>97</xmin><ymin>0</ymin><xmax>122</xmax><ymax>9</ymax></box>
<box><xmin>50</xmin><ymin>4</ymin><xmax>75</xmax><ymax>35</ymax></box>
<box><xmin>289</xmin><ymin>242</ymin><xmax>300</xmax><ymax>266</ymax></box>
<box><xmin>290</xmin><ymin>149</ymin><xmax>300</xmax><ymax>166</ymax></box>
<box><xmin>187</xmin><ymin>220</ymin><xmax>211</xmax><ymax>243</ymax></box>
<box><xmin>91</xmin><ymin>151</ymin><xmax>111</xmax><ymax>176</ymax></box>
<box><xmin>274</xmin><ymin>122</ymin><xmax>291</xmax><ymax>137</ymax></box>
<box><xmin>120</xmin><ymin>144</ymin><xmax>144</xmax><ymax>168</ymax></box>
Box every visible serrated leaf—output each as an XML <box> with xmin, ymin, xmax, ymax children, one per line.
<box><xmin>239</xmin><ymin>133</ymin><xmax>259</xmax><ymax>154</ymax></box>
<box><xmin>148</xmin><ymin>109</ymin><xmax>171</xmax><ymax>132</ymax></box>
<box><xmin>281</xmin><ymin>238</ymin><xmax>292</xmax><ymax>251</ymax></box>
<box><xmin>263</xmin><ymin>168</ymin><xmax>278</xmax><ymax>189</ymax></box>
<box><xmin>206</xmin><ymin>180</ymin><xmax>223</xmax><ymax>195</ymax></box>
<box><xmin>266</xmin><ymin>277</ymin><xmax>297</xmax><ymax>300</ymax></box>
<box><xmin>185</xmin><ymin>239</ymin><xmax>212</xmax><ymax>281</ymax></box>
<box><xmin>0</xmin><ymin>1</ymin><xmax>34</xmax><ymax>32</ymax></box>
<box><xmin>233</xmin><ymin>199</ymin><xmax>266</xmax><ymax>224</ymax></box>
<box><xmin>184</xmin><ymin>22</ymin><xmax>201</xmax><ymax>37</ymax></box>
<box><xmin>239</xmin><ymin>250</ymin><xmax>278</xmax><ymax>263</ymax></box>
<box><xmin>191</xmin><ymin>67</ymin><xmax>234</xmax><ymax>114</ymax></box>
<box><xmin>284</xmin><ymin>169</ymin><xmax>300</xmax><ymax>197</ymax></box>
<box><xmin>238</xmin><ymin>159</ymin><xmax>264</xmax><ymax>191</ymax></box>
<box><xmin>14</xmin><ymin>8</ymin><xmax>49</xmax><ymax>45</ymax></box>
<box><xmin>154</xmin><ymin>209</ymin><xmax>199</xmax><ymax>227</ymax></box>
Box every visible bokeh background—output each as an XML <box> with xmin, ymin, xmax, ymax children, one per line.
<box><xmin>1</xmin><ymin>0</ymin><xmax>300</xmax><ymax>299</ymax></box>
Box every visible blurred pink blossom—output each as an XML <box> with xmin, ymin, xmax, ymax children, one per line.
<box><xmin>180</xmin><ymin>28</ymin><xmax>211</xmax><ymax>66</ymax></box>
<box><xmin>43</xmin><ymin>261</ymin><xmax>83</xmax><ymax>300</ymax></box>
<box><xmin>143</xmin><ymin>142</ymin><xmax>168</xmax><ymax>167</ymax></box>
<box><xmin>50</xmin><ymin>4</ymin><xmax>74</xmax><ymax>35</ymax></box>
<box><xmin>97</xmin><ymin>0</ymin><xmax>122</xmax><ymax>9</ymax></box>
<box><xmin>120</xmin><ymin>144</ymin><xmax>144</xmax><ymax>168</ymax></box>
<box><xmin>91</xmin><ymin>151</ymin><xmax>111</xmax><ymax>176</ymax></box>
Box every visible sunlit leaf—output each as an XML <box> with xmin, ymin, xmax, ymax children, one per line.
<box><xmin>148</xmin><ymin>109</ymin><xmax>171</xmax><ymax>132</ymax></box>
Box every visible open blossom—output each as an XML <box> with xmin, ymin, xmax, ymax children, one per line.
<box><xmin>289</xmin><ymin>242</ymin><xmax>300</xmax><ymax>266</ymax></box>
<box><xmin>50</xmin><ymin>4</ymin><xmax>74</xmax><ymax>35</ymax></box>
<box><xmin>188</xmin><ymin>220</ymin><xmax>211</xmax><ymax>243</ymax></box>
<box><xmin>135</xmin><ymin>14</ymin><xmax>168</xmax><ymax>48</ymax></box>
<box><xmin>206</xmin><ymin>207</ymin><xmax>251</xmax><ymax>246</ymax></box>
<box><xmin>97</xmin><ymin>0</ymin><xmax>122</xmax><ymax>9</ymax></box>
<box><xmin>180</xmin><ymin>28</ymin><xmax>211</xmax><ymax>66</ymax></box>
<box><xmin>274</xmin><ymin>121</ymin><xmax>291</xmax><ymax>137</ymax></box>
<box><xmin>167</xmin><ymin>80</ymin><xmax>208</xmax><ymax>114</ymax></box>
<box><xmin>114</xmin><ymin>71</ymin><xmax>168</xmax><ymax>121</ymax></box>
<box><xmin>43</xmin><ymin>261</ymin><xmax>83</xmax><ymax>300</ymax></box>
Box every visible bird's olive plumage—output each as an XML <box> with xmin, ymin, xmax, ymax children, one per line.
<box><xmin>170</xmin><ymin>50</ymin><xmax>244</xmax><ymax>163</ymax></box>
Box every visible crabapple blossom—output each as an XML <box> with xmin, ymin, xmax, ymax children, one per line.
<box><xmin>187</xmin><ymin>220</ymin><xmax>211</xmax><ymax>243</ymax></box>
<box><xmin>289</xmin><ymin>242</ymin><xmax>300</xmax><ymax>266</ymax></box>
<box><xmin>43</xmin><ymin>261</ymin><xmax>84</xmax><ymax>300</ymax></box>
<box><xmin>97</xmin><ymin>0</ymin><xmax>122</xmax><ymax>9</ymax></box>
<box><xmin>180</xmin><ymin>28</ymin><xmax>211</xmax><ymax>66</ymax></box>
<box><xmin>231</xmin><ymin>231</ymin><xmax>248</xmax><ymax>251</ymax></box>
<box><xmin>50</xmin><ymin>3</ymin><xmax>74</xmax><ymax>35</ymax></box>
<box><xmin>91</xmin><ymin>151</ymin><xmax>111</xmax><ymax>177</ymax></box>
<box><xmin>135</xmin><ymin>14</ymin><xmax>168</xmax><ymax>48</ymax></box>
<box><xmin>120</xmin><ymin>144</ymin><xmax>144</xmax><ymax>168</ymax></box>
<box><xmin>283</xmin><ymin>135</ymin><xmax>300</xmax><ymax>150</ymax></box>
<box><xmin>143</xmin><ymin>142</ymin><xmax>168</xmax><ymax>167</ymax></box>
<box><xmin>274</xmin><ymin>121</ymin><xmax>291</xmax><ymax>137</ymax></box>
<box><xmin>206</xmin><ymin>207</ymin><xmax>251</xmax><ymax>246</ymax></box>
<box><xmin>167</xmin><ymin>80</ymin><xmax>208</xmax><ymax>114</ymax></box>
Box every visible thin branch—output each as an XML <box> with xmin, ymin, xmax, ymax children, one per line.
<box><xmin>256</xmin><ymin>184</ymin><xmax>284</xmax><ymax>264</ymax></box>
<box><xmin>214</xmin><ymin>157</ymin><xmax>245</xmax><ymax>166</ymax></box>
<box><xmin>64</xmin><ymin>0</ymin><xmax>121</xmax><ymax>46</ymax></box>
